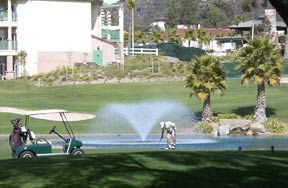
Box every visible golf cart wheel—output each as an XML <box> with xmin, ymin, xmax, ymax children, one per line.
<box><xmin>71</xmin><ymin>148</ymin><xmax>84</xmax><ymax>156</ymax></box>
<box><xmin>19</xmin><ymin>151</ymin><xmax>35</xmax><ymax>159</ymax></box>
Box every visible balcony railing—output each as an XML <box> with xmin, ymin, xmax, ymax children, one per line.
<box><xmin>0</xmin><ymin>10</ymin><xmax>17</xmax><ymax>22</ymax></box>
<box><xmin>12</xmin><ymin>12</ymin><xmax>17</xmax><ymax>21</ymax></box>
<box><xmin>0</xmin><ymin>40</ymin><xmax>17</xmax><ymax>50</ymax></box>
<box><xmin>0</xmin><ymin>10</ymin><xmax>8</xmax><ymax>21</ymax></box>
<box><xmin>13</xmin><ymin>40</ymin><xmax>17</xmax><ymax>50</ymax></box>
<box><xmin>0</xmin><ymin>40</ymin><xmax>8</xmax><ymax>50</ymax></box>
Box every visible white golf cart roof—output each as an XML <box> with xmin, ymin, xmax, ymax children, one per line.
<box><xmin>25</xmin><ymin>109</ymin><xmax>95</xmax><ymax>121</ymax></box>
<box><xmin>0</xmin><ymin>107</ymin><xmax>96</xmax><ymax>121</ymax></box>
<box><xmin>25</xmin><ymin>109</ymin><xmax>68</xmax><ymax>116</ymax></box>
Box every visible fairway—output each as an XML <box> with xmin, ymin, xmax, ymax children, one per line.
<box><xmin>0</xmin><ymin>79</ymin><xmax>288</xmax><ymax>134</ymax></box>
<box><xmin>0</xmin><ymin>149</ymin><xmax>288</xmax><ymax>188</ymax></box>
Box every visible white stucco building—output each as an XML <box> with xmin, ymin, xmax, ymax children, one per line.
<box><xmin>0</xmin><ymin>0</ymin><xmax>124</xmax><ymax>79</ymax></box>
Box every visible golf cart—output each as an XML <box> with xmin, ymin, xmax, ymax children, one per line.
<box><xmin>9</xmin><ymin>109</ymin><xmax>88</xmax><ymax>158</ymax></box>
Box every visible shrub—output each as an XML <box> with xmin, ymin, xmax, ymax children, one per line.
<box><xmin>264</xmin><ymin>119</ymin><xmax>285</xmax><ymax>133</ymax></box>
<box><xmin>212</xmin><ymin>113</ymin><xmax>240</xmax><ymax>123</ymax></box>
<box><xmin>197</xmin><ymin>122</ymin><xmax>214</xmax><ymax>133</ymax></box>
<box><xmin>244</xmin><ymin>114</ymin><xmax>256</xmax><ymax>122</ymax></box>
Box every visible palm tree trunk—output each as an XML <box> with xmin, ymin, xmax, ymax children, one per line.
<box><xmin>255</xmin><ymin>82</ymin><xmax>266</xmax><ymax>123</ymax></box>
<box><xmin>127</xmin><ymin>10</ymin><xmax>132</xmax><ymax>57</ymax></box>
<box><xmin>202</xmin><ymin>94</ymin><xmax>213</xmax><ymax>122</ymax></box>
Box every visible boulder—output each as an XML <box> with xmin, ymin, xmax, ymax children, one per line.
<box><xmin>249</xmin><ymin>122</ymin><xmax>266</xmax><ymax>133</ymax></box>
<box><xmin>216</xmin><ymin>119</ymin><xmax>252</xmax><ymax>136</ymax></box>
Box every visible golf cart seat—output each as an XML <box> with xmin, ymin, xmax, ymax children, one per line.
<box><xmin>30</xmin><ymin>130</ymin><xmax>36</xmax><ymax>140</ymax></box>
<box><xmin>28</xmin><ymin>131</ymin><xmax>52</xmax><ymax>145</ymax></box>
<box><xmin>35</xmin><ymin>138</ymin><xmax>52</xmax><ymax>145</ymax></box>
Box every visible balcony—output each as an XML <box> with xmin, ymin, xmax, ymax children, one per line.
<box><xmin>0</xmin><ymin>10</ymin><xmax>8</xmax><ymax>21</ymax></box>
<box><xmin>0</xmin><ymin>40</ymin><xmax>17</xmax><ymax>50</ymax></box>
<box><xmin>0</xmin><ymin>10</ymin><xmax>17</xmax><ymax>22</ymax></box>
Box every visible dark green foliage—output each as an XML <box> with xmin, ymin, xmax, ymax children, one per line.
<box><xmin>242</xmin><ymin>0</ymin><xmax>257</xmax><ymax>12</ymax></box>
<box><xmin>179</xmin><ymin>0</ymin><xmax>199</xmax><ymax>25</ymax></box>
<box><xmin>157</xmin><ymin>43</ymin><xmax>206</xmax><ymax>61</ymax></box>
<box><xmin>167</xmin><ymin>0</ymin><xmax>178</xmax><ymax>28</ymax></box>
<box><xmin>205</xmin><ymin>6</ymin><xmax>229</xmax><ymax>28</ymax></box>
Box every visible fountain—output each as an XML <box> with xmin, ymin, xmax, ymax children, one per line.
<box><xmin>90</xmin><ymin>101</ymin><xmax>196</xmax><ymax>141</ymax></box>
<box><xmin>80</xmin><ymin>101</ymin><xmax>288</xmax><ymax>150</ymax></box>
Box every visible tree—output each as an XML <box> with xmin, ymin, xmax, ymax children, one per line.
<box><xmin>241</xmin><ymin>0</ymin><xmax>257</xmax><ymax>12</ymax></box>
<box><xmin>184</xmin><ymin>29</ymin><xmax>197</xmax><ymax>47</ymax></box>
<box><xmin>232</xmin><ymin>15</ymin><xmax>245</xmax><ymax>25</ymax></box>
<box><xmin>205</xmin><ymin>6</ymin><xmax>229</xmax><ymax>28</ymax></box>
<box><xmin>17</xmin><ymin>50</ymin><xmax>27</xmax><ymax>77</ymax></box>
<box><xmin>241</xmin><ymin>0</ymin><xmax>258</xmax><ymax>39</ymax></box>
<box><xmin>126</xmin><ymin>0</ymin><xmax>135</xmax><ymax>57</ymax></box>
<box><xmin>186</xmin><ymin>55</ymin><xmax>227</xmax><ymax>122</ymax></box>
<box><xmin>179</xmin><ymin>0</ymin><xmax>199</xmax><ymax>25</ymax></box>
<box><xmin>236</xmin><ymin>37</ymin><xmax>283</xmax><ymax>123</ymax></box>
<box><xmin>167</xmin><ymin>0</ymin><xmax>178</xmax><ymax>29</ymax></box>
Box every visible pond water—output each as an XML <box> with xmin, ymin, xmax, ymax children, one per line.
<box><xmin>75</xmin><ymin>135</ymin><xmax>288</xmax><ymax>150</ymax></box>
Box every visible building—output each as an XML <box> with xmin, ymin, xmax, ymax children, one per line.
<box><xmin>0</xmin><ymin>0</ymin><xmax>124</xmax><ymax>79</ymax></box>
<box><xmin>177</xmin><ymin>28</ymin><xmax>243</xmax><ymax>56</ymax></box>
<box><xmin>229</xmin><ymin>9</ymin><xmax>287</xmax><ymax>36</ymax></box>
<box><xmin>152</xmin><ymin>18</ymin><xmax>167</xmax><ymax>31</ymax></box>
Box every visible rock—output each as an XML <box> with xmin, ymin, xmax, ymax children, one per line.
<box><xmin>217</xmin><ymin>119</ymin><xmax>252</xmax><ymax>136</ymax></box>
<box><xmin>249</xmin><ymin>122</ymin><xmax>266</xmax><ymax>133</ymax></box>
<box><xmin>217</xmin><ymin>124</ymin><xmax>230</xmax><ymax>136</ymax></box>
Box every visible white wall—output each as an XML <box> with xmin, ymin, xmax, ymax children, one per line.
<box><xmin>16</xmin><ymin>0</ymin><xmax>92</xmax><ymax>75</ymax></box>
<box><xmin>203</xmin><ymin>40</ymin><xmax>236</xmax><ymax>53</ymax></box>
<box><xmin>152</xmin><ymin>21</ymin><xmax>165</xmax><ymax>31</ymax></box>
<box><xmin>182</xmin><ymin>39</ymin><xmax>236</xmax><ymax>56</ymax></box>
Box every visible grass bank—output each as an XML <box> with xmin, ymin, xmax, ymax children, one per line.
<box><xmin>0</xmin><ymin>149</ymin><xmax>288</xmax><ymax>188</ymax></box>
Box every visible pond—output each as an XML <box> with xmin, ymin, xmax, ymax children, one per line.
<box><xmin>75</xmin><ymin>135</ymin><xmax>288</xmax><ymax>150</ymax></box>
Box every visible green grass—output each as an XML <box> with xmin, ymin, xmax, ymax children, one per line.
<box><xmin>0</xmin><ymin>79</ymin><xmax>288</xmax><ymax>134</ymax></box>
<box><xmin>0</xmin><ymin>148</ymin><xmax>288</xmax><ymax>188</ymax></box>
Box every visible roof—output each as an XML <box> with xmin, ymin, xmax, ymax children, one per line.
<box><xmin>25</xmin><ymin>109</ymin><xmax>67</xmax><ymax>116</ymax></box>
<box><xmin>176</xmin><ymin>28</ymin><xmax>234</xmax><ymax>37</ymax></box>
<box><xmin>229</xmin><ymin>20</ymin><xmax>286</xmax><ymax>29</ymax></box>
<box><xmin>154</xmin><ymin>18</ymin><xmax>168</xmax><ymax>22</ymax></box>
<box><xmin>92</xmin><ymin>34</ymin><xmax>116</xmax><ymax>46</ymax></box>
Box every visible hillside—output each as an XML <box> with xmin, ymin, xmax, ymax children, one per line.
<box><xmin>115</xmin><ymin>0</ymin><xmax>276</xmax><ymax>30</ymax></box>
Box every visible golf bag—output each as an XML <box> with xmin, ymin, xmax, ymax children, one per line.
<box><xmin>9</xmin><ymin>118</ymin><xmax>26</xmax><ymax>154</ymax></box>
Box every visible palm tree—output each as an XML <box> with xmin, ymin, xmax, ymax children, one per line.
<box><xmin>126</xmin><ymin>0</ymin><xmax>135</xmax><ymax>57</ymax></box>
<box><xmin>236</xmin><ymin>37</ymin><xmax>283</xmax><ymax>123</ymax></box>
<box><xmin>197</xmin><ymin>28</ymin><xmax>211</xmax><ymax>49</ymax></box>
<box><xmin>151</xmin><ymin>31</ymin><xmax>164</xmax><ymax>44</ymax></box>
<box><xmin>135</xmin><ymin>30</ymin><xmax>146</xmax><ymax>46</ymax></box>
<box><xmin>186</xmin><ymin>55</ymin><xmax>227</xmax><ymax>122</ymax></box>
<box><xmin>185</xmin><ymin>29</ymin><xmax>196</xmax><ymax>47</ymax></box>
<box><xmin>167</xmin><ymin>29</ymin><xmax>182</xmax><ymax>45</ymax></box>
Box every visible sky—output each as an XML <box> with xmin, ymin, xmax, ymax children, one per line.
<box><xmin>104</xmin><ymin>0</ymin><xmax>119</xmax><ymax>4</ymax></box>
